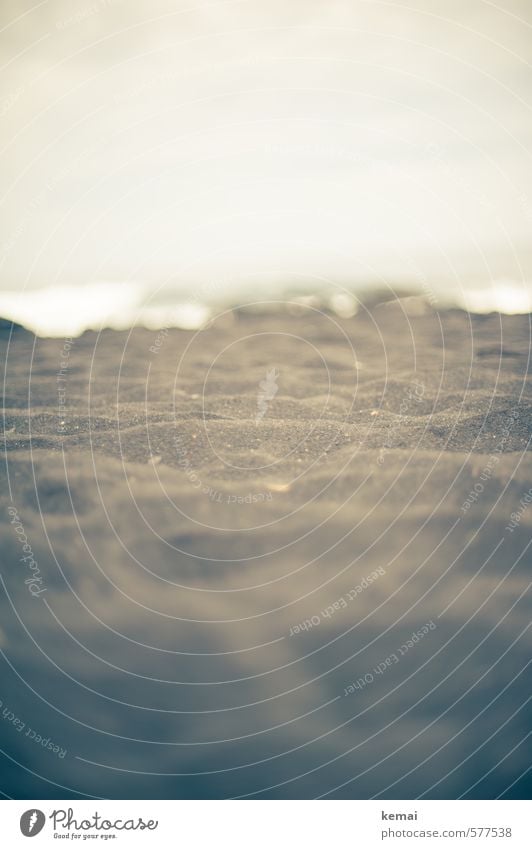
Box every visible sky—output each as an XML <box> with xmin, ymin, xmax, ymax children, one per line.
<box><xmin>1</xmin><ymin>0</ymin><xmax>532</xmax><ymax>320</ymax></box>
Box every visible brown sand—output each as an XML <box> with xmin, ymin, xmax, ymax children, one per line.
<box><xmin>0</xmin><ymin>301</ymin><xmax>531</xmax><ymax>799</ymax></box>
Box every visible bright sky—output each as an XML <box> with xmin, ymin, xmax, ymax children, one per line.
<box><xmin>1</xmin><ymin>0</ymin><xmax>532</xmax><ymax>303</ymax></box>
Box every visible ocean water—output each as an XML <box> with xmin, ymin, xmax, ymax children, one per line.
<box><xmin>0</xmin><ymin>277</ymin><xmax>531</xmax><ymax>337</ymax></box>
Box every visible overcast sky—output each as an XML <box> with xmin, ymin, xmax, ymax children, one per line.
<box><xmin>1</xmin><ymin>0</ymin><xmax>531</xmax><ymax>299</ymax></box>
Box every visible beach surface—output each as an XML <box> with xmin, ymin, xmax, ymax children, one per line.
<box><xmin>1</xmin><ymin>301</ymin><xmax>531</xmax><ymax>799</ymax></box>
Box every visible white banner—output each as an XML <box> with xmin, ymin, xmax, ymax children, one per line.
<box><xmin>0</xmin><ymin>800</ymin><xmax>529</xmax><ymax>848</ymax></box>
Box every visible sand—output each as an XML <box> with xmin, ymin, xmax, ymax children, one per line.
<box><xmin>0</xmin><ymin>300</ymin><xmax>531</xmax><ymax>799</ymax></box>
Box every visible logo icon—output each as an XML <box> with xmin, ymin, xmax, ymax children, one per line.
<box><xmin>20</xmin><ymin>810</ymin><xmax>45</xmax><ymax>837</ymax></box>
<box><xmin>255</xmin><ymin>367</ymin><xmax>279</xmax><ymax>423</ymax></box>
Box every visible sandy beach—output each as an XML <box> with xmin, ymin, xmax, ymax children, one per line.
<box><xmin>1</xmin><ymin>300</ymin><xmax>531</xmax><ymax>799</ymax></box>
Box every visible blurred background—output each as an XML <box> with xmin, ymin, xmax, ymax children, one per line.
<box><xmin>1</xmin><ymin>0</ymin><xmax>532</xmax><ymax>334</ymax></box>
